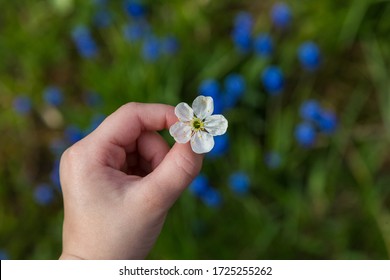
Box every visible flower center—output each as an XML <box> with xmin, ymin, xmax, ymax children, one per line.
<box><xmin>191</xmin><ymin>117</ymin><xmax>204</xmax><ymax>131</ymax></box>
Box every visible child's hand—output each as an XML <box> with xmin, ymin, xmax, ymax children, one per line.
<box><xmin>59</xmin><ymin>103</ymin><xmax>203</xmax><ymax>259</ymax></box>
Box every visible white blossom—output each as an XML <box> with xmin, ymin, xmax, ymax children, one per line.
<box><xmin>169</xmin><ymin>96</ymin><xmax>228</xmax><ymax>154</ymax></box>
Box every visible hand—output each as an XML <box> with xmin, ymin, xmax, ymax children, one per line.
<box><xmin>59</xmin><ymin>103</ymin><xmax>203</xmax><ymax>259</ymax></box>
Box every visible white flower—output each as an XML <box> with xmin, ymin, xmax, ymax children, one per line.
<box><xmin>169</xmin><ymin>96</ymin><xmax>228</xmax><ymax>154</ymax></box>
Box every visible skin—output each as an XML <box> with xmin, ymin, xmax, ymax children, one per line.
<box><xmin>59</xmin><ymin>103</ymin><xmax>203</xmax><ymax>259</ymax></box>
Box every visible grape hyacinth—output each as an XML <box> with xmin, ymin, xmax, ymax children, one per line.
<box><xmin>199</xmin><ymin>79</ymin><xmax>220</xmax><ymax>99</ymax></box>
<box><xmin>84</xmin><ymin>91</ymin><xmax>103</xmax><ymax>107</ymax></box>
<box><xmin>142</xmin><ymin>36</ymin><xmax>161</xmax><ymax>62</ymax></box>
<box><xmin>124</xmin><ymin>0</ymin><xmax>147</xmax><ymax>19</ymax></box>
<box><xmin>189</xmin><ymin>175</ymin><xmax>222</xmax><ymax>208</ymax></box>
<box><xmin>298</xmin><ymin>41</ymin><xmax>321</xmax><ymax>71</ymax></box>
<box><xmin>261</xmin><ymin>66</ymin><xmax>284</xmax><ymax>95</ymax></box>
<box><xmin>65</xmin><ymin>125</ymin><xmax>85</xmax><ymax>144</ymax></box>
<box><xmin>295</xmin><ymin>122</ymin><xmax>316</xmax><ymax>147</ymax></box>
<box><xmin>94</xmin><ymin>9</ymin><xmax>112</xmax><ymax>28</ymax></box>
<box><xmin>71</xmin><ymin>25</ymin><xmax>98</xmax><ymax>58</ymax></box>
<box><xmin>198</xmin><ymin>79</ymin><xmax>224</xmax><ymax>114</ymax></box>
<box><xmin>34</xmin><ymin>184</ymin><xmax>55</xmax><ymax>206</ymax></box>
<box><xmin>43</xmin><ymin>86</ymin><xmax>63</xmax><ymax>107</ymax></box>
<box><xmin>296</xmin><ymin>99</ymin><xmax>338</xmax><ymax>147</ymax></box>
<box><xmin>254</xmin><ymin>33</ymin><xmax>274</xmax><ymax>57</ymax></box>
<box><xmin>122</xmin><ymin>1</ymin><xmax>179</xmax><ymax>61</ymax></box>
<box><xmin>87</xmin><ymin>113</ymin><xmax>106</xmax><ymax>133</ymax></box>
<box><xmin>201</xmin><ymin>188</ymin><xmax>222</xmax><ymax>208</ymax></box>
<box><xmin>271</xmin><ymin>3</ymin><xmax>292</xmax><ymax>29</ymax></box>
<box><xmin>223</xmin><ymin>73</ymin><xmax>246</xmax><ymax>109</ymax></box>
<box><xmin>300</xmin><ymin>99</ymin><xmax>321</xmax><ymax>121</ymax></box>
<box><xmin>189</xmin><ymin>174</ymin><xmax>209</xmax><ymax>197</ymax></box>
<box><xmin>50</xmin><ymin>159</ymin><xmax>61</xmax><ymax>189</ymax></box>
<box><xmin>161</xmin><ymin>36</ymin><xmax>180</xmax><ymax>55</ymax></box>
<box><xmin>229</xmin><ymin>172</ymin><xmax>250</xmax><ymax>195</ymax></box>
<box><xmin>208</xmin><ymin>134</ymin><xmax>230</xmax><ymax>158</ymax></box>
<box><xmin>199</xmin><ymin>75</ymin><xmax>245</xmax><ymax>113</ymax></box>
<box><xmin>232</xmin><ymin>12</ymin><xmax>253</xmax><ymax>53</ymax></box>
<box><xmin>13</xmin><ymin>96</ymin><xmax>32</xmax><ymax>115</ymax></box>
<box><xmin>123</xmin><ymin>21</ymin><xmax>150</xmax><ymax>42</ymax></box>
<box><xmin>317</xmin><ymin>109</ymin><xmax>337</xmax><ymax>134</ymax></box>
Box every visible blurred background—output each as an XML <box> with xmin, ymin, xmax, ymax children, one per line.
<box><xmin>1</xmin><ymin>0</ymin><xmax>390</xmax><ymax>259</ymax></box>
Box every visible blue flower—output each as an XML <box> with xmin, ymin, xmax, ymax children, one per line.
<box><xmin>201</xmin><ymin>187</ymin><xmax>222</xmax><ymax>208</ymax></box>
<box><xmin>234</xmin><ymin>12</ymin><xmax>253</xmax><ymax>33</ymax></box>
<box><xmin>295</xmin><ymin>122</ymin><xmax>316</xmax><ymax>147</ymax></box>
<box><xmin>208</xmin><ymin>134</ymin><xmax>229</xmax><ymax>158</ymax></box>
<box><xmin>34</xmin><ymin>184</ymin><xmax>55</xmax><ymax>206</ymax></box>
<box><xmin>212</xmin><ymin>95</ymin><xmax>225</xmax><ymax>114</ymax></box>
<box><xmin>189</xmin><ymin>174</ymin><xmax>223</xmax><ymax>208</ymax></box>
<box><xmin>271</xmin><ymin>3</ymin><xmax>292</xmax><ymax>29</ymax></box>
<box><xmin>161</xmin><ymin>36</ymin><xmax>179</xmax><ymax>55</ymax></box>
<box><xmin>142</xmin><ymin>36</ymin><xmax>160</xmax><ymax>62</ymax></box>
<box><xmin>199</xmin><ymin>79</ymin><xmax>220</xmax><ymax>98</ymax></box>
<box><xmin>189</xmin><ymin>175</ymin><xmax>222</xmax><ymax>208</ymax></box>
<box><xmin>124</xmin><ymin>0</ymin><xmax>146</xmax><ymax>18</ymax></box>
<box><xmin>0</xmin><ymin>250</ymin><xmax>9</xmax><ymax>260</ymax></box>
<box><xmin>254</xmin><ymin>33</ymin><xmax>273</xmax><ymax>57</ymax></box>
<box><xmin>229</xmin><ymin>172</ymin><xmax>250</xmax><ymax>195</ymax></box>
<box><xmin>261</xmin><ymin>66</ymin><xmax>284</xmax><ymax>95</ymax></box>
<box><xmin>199</xmin><ymin>79</ymin><xmax>224</xmax><ymax>113</ymax></box>
<box><xmin>224</xmin><ymin>73</ymin><xmax>245</xmax><ymax>98</ymax></box>
<box><xmin>123</xmin><ymin>21</ymin><xmax>150</xmax><ymax>42</ymax></box>
<box><xmin>71</xmin><ymin>25</ymin><xmax>98</xmax><ymax>58</ymax></box>
<box><xmin>264</xmin><ymin>152</ymin><xmax>282</xmax><ymax>169</ymax></box>
<box><xmin>87</xmin><ymin>113</ymin><xmax>106</xmax><ymax>132</ymax></box>
<box><xmin>298</xmin><ymin>41</ymin><xmax>321</xmax><ymax>71</ymax></box>
<box><xmin>223</xmin><ymin>74</ymin><xmax>245</xmax><ymax>108</ymax></box>
<box><xmin>13</xmin><ymin>96</ymin><xmax>32</xmax><ymax>115</ymax></box>
<box><xmin>43</xmin><ymin>86</ymin><xmax>63</xmax><ymax>107</ymax></box>
<box><xmin>84</xmin><ymin>91</ymin><xmax>103</xmax><ymax>107</ymax></box>
<box><xmin>94</xmin><ymin>9</ymin><xmax>112</xmax><ymax>28</ymax></box>
<box><xmin>232</xmin><ymin>12</ymin><xmax>253</xmax><ymax>53</ymax></box>
<box><xmin>317</xmin><ymin>109</ymin><xmax>337</xmax><ymax>134</ymax></box>
<box><xmin>65</xmin><ymin>125</ymin><xmax>85</xmax><ymax>144</ymax></box>
<box><xmin>300</xmin><ymin>99</ymin><xmax>321</xmax><ymax>121</ymax></box>
<box><xmin>232</xmin><ymin>28</ymin><xmax>252</xmax><ymax>53</ymax></box>
<box><xmin>189</xmin><ymin>174</ymin><xmax>209</xmax><ymax>197</ymax></box>
<box><xmin>50</xmin><ymin>159</ymin><xmax>61</xmax><ymax>189</ymax></box>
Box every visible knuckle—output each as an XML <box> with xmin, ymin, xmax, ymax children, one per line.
<box><xmin>119</xmin><ymin>102</ymin><xmax>140</xmax><ymax>112</ymax></box>
<box><xmin>60</xmin><ymin>143</ymin><xmax>86</xmax><ymax>173</ymax></box>
<box><xmin>60</xmin><ymin>142</ymin><xmax>92</xmax><ymax>194</ymax></box>
<box><xmin>62</xmin><ymin>144</ymin><xmax>82</xmax><ymax>162</ymax></box>
<box><xmin>116</xmin><ymin>102</ymin><xmax>142</xmax><ymax>124</ymax></box>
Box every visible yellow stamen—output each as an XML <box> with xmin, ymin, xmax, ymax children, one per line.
<box><xmin>191</xmin><ymin>117</ymin><xmax>204</xmax><ymax>131</ymax></box>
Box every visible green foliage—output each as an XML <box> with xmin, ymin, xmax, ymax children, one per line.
<box><xmin>1</xmin><ymin>0</ymin><xmax>390</xmax><ymax>259</ymax></box>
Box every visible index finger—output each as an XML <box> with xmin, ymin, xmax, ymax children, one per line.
<box><xmin>93</xmin><ymin>103</ymin><xmax>177</xmax><ymax>148</ymax></box>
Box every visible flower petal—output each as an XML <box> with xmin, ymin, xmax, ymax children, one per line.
<box><xmin>192</xmin><ymin>95</ymin><xmax>214</xmax><ymax>120</ymax></box>
<box><xmin>169</xmin><ymin>122</ymin><xmax>192</xmax><ymax>143</ymax></box>
<box><xmin>190</xmin><ymin>131</ymin><xmax>215</xmax><ymax>154</ymax></box>
<box><xmin>175</xmin><ymin>102</ymin><xmax>193</xmax><ymax>122</ymax></box>
<box><xmin>204</xmin><ymin>114</ymin><xmax>228</xmax><ymax>136</ymax></box>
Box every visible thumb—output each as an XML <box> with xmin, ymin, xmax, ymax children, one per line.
<box><xmin>141</xmin><ymin>142</ymin><xmax>203</xmax><ymax>209</ymax></box>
